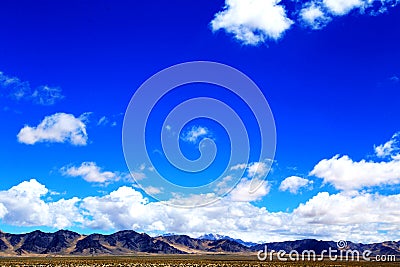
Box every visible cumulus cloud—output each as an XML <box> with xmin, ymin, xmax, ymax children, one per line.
<box><xmin>17</xmin><ymin>113</ymin><xmax>88</xmax><ymax>146</ymax></box>
<box><xmin>300</xmin><ymin>0</ymin><xmax>399</xmax><ymax>29</ymax></box>
<box><xmin>80</xmin><ymin>186</ymin><xmax>149</xmax><ymax>230</ymax></box>
<box><xmin>0</xmin><ymin>179</ymin><xmax>82</xmax><ymax>229</ymax></box>
<box><xmin>230</xmin><ymin>161</ymin><xmax>272</xmax><ymax>178</ymax></box>
<box><xmin>310</xmin><ymin>155</ymin><xmax>400</xmax><ymax>190</ymax></box>
<box><xmin>62</xmin><ymin>162</ymin><xmax>122</xmax><ymax>184</ymax></box>
<box><xmin>294</xmin><ymin>191</ymin><xmax>400</xmax><ymax>226</ymax></box>
<box><xmin>322</xmin><ymin>0</ymin><xmax>364</xmax><ymax>15</ymax></box>
<box><xmin>80</xmin><ymin>188</ymin><xmax>283</xmax><ymax>238</ymax></box>
<box><xmin>211</xmin><ymin>0</ymin><xmax>293</xmax><ymax>45</ymax></box>
<box><xmin>60</xmin><ymin>188</ymin><xmax>400</xmax><ymax>243</ymax></box>
<box><xmin>246</xmin><ymin>161</ymin><xmax>269</xmax><ymax>178</ymax></box>
<box><xmin>0</xmin><ymin>71</ymin><xmax>63</xmax><ymax>105</ymax></box>
<box><xmin>1</xmin><ymin>180</ymin><xmax>400</xmax><ymax>243</ymax></box>
<box><xmin>300</xmin><ymin>2</ymin><xmax>332</xmax><ymax>29</ymax></box>
<box><xmin>375</xmin><ymin>132</ymin><xmax>400</xmax><ymax>159</ymax></box>
<box><xmin>279</xmin><ymin>176</ymin><xmax>313</xmax><ymax>194</ymax></box>
<box><xmin>221</xmin><ymin>161</ymin><xmax>273</xmax><ymax>201</ymax></box>
<box><xmin>212</xmin><ymin>0</ymin><xmax>400</xmax><ymax>45</ymax></box>
<box><xmin>229</xmin><ymin>178</ymin><xmax>270</xmax><ymax>202</ymax></box>
<box><xmin>181</xmin><ymin>126</ymin><xmax>210</xmax><ymax>143</ymax></box>
<box><xmin>0</xmin><ymin>203</ymin><xmax>7</xmax><ymax>219</ymax></box>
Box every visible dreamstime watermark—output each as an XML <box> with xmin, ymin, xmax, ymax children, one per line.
<box><xmin>257</xmin><ymin>240</ymin><xmax>397</xmax><ymax>262</ymax></box>
<box><xmin>122</xmin><ymin>61</ymin><xmax>276</xmax><ymax>208</ymax></box>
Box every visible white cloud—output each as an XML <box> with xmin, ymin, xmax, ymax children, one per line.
<box><xmin>31</xmin><ymin>85</ymin><xmax>64</xmax><ymax>105</ymax></box>
<box><xmin>143</xmin><ymin>186</ymin><xmax>163</xmax><ymax>195</ymax></box>
<box><xmin>167</xmin><ymin>193</ymin><xmax>220</xmax><ymax>208</ymax></box>
<box><xmin>299</xmin><ymin>0</ymin><xmax>367</xmax><ymax>31</ymax></box>
<box><xmin>375</xmin><ymin>132</ymin><xmax>400</xmax><ymax>159</ymax></box>
<box><xmin>97</xmin><ymin>115</ymin><xmax>118</xmax><ymax>127</ymax></box>
<box><xmin>97</xmin><ymin>116</ymin><xmax>109</xmax><ymax>126</ymax></box>
<box><xmin>130</xmin><ymin>171</ymin><xmax>146</xmax><ymax>181</ymax></box>
<box><xmin>310</xmin><ymin>155</ymin><xmax>400</xmax><ymax>190</ymax></box>
<box><xmin>211</xmin><ymin>0</ymin><xmax>293</xmax><ymax>45</ymax></box>
<box><xmin>211</xmin><ymin>0</ymin><xmax>400</xmax><ymax>44</ymax></box>
<box><xmin>139</xmin><ymin>163</ymin><xmax>146</xmax><ymax>171</ymax></box>
<box><xmin>300</xmin><ymin>2</ymin><xmax>332</xmax><ymax>29</ymax></box>
<box><xmin>230</xmin><ymin>161</ymin><xmax>272</xmax><ymax>177</ymax></box>
<box><xmin>0</xmin><ymin>203</ymin><xmax>7</xmax><ymax>219</ymax></box>
<box><xmin>220</xmin><ymin>161</ymin><xmax>272</xmax><ymax>200</ymax></box>
<box><xmin>294</xmin><ymin>191</ymin><xmax>400</xmax><ymax>226</ymax></box>
<box><xmin>181</xmin><ymin>126</ymin><xmax>209</xmax><ymax>143</ymax></box>
<box><xmin>17</xmin><ymin>113</ymin><xmax>88</xmax><ymax>146</ymax></box>
<box><xmin>230</xmin><ymin>163</ymin><xmax>247</xmax><ymax>171</ymax></box>
<box><xmin>77</xmin><ymin>187</ymin><xmax>400</xmax><ymax>243</ymax></box>
<box><xmin>320</xmin><ymin>0</ymin><xmax>400</xmax><ymax>18</ymax></box>
<box><xmin>80</xmin><ymin>186</ymin><xmax>279</xmax><ymax>237</ymax></box>
<box><xmin>1</xmin><ymin>180</ymin><xmax>400</xmax><ymax>243</ymax></box>
<box><xmin>246</xmin><ymin>162</ymin><xmax>269</xmax><ymax>178</ymax></box>
<box><xmin>0</xmin><ymin>179</ymin><xmax>82</xmax><ymax>229</ymax></box>
<box><xmin>279</xmin><ymin>176</ymin><xmax>313</xmax><ymax>194</ymax></box>
<box><xmin>215</xmin><ymin>175</ymin><xmax>234</xmax><ymax>194</ymax></box>
<box><xmin>128</xmin><ymin>163</ymin><xmax>156</xmax><ymax>180</ymax></box>
<box><xmin>229</xmin><ymin>178</ymin><xmax>270</xmax><ymax>202</ymax></box>
<box><xmin>323</xmin><ymin>0</ymin><xmax>364</xmax><ymax>15</ymax></box>
<box><xmin>80</xmin><ymin>186</ymin><xmax>150</xmax><ymax>230</ymax></box>
<box><xmin>62</xmin><ymin>162</ymin><xmax>121</xmax><ymax>184</ymax></box>
<box><xmin>0</xmin><ymin>71</ymin><xmax>63</xmax><ymax>105</ymax></box>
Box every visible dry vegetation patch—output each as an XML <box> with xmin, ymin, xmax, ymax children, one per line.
<box><xmin>0</xmin><ymin>255</ymin><xmax>398</xmax><ymax>267</ymax></box>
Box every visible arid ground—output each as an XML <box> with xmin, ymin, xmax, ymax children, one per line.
<box><xmin>0</xmin><ymin>255</ymin><xmax>398</xmax><ymax>267</ymax></box>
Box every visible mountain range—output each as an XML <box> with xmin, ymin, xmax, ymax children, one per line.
<box><xmin>198</xmin><ymin>233</ymin><xmax>257</xmax><ymax>247</ymax></box>
<box><xmin>0</xmin><ymin>230</ymin><xmax>399</xmax><ymax>256</ymax></box>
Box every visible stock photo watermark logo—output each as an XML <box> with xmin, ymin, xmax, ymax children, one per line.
<box><xmin>257</xmin><ymin>240</ymin><xmax>397</xmax><ymax>262</ymax></box>
<box><xmin>122</xmin><ymin>61</ymin><xmax>276</xmax><ymax>208</ymax></box>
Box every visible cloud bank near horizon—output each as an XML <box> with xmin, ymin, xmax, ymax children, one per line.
<box><xmin>0</xmin><ymin>178</ymin><xmax>398</xmax><ymax>244</ymax></box>
<box><xmin>2</xmin><ymin>132</ymin><xmax>400</xmax><ymax>243</ymax></box>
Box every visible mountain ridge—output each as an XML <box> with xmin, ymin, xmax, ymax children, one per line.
<box><xmin>198</xmin><ymin>233</ymin><xmax>257</xmax><ymax>247</ymax></box>
<box><xmin>0</xmin><ymin>229</ymin><xmax>399</xmax><ymax>256</ymax></box>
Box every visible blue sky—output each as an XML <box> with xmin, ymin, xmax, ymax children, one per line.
<box><xmin>0</xmin><ymin>0</ymin><xmax>400</xmax><ymax>243</ymax></box>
